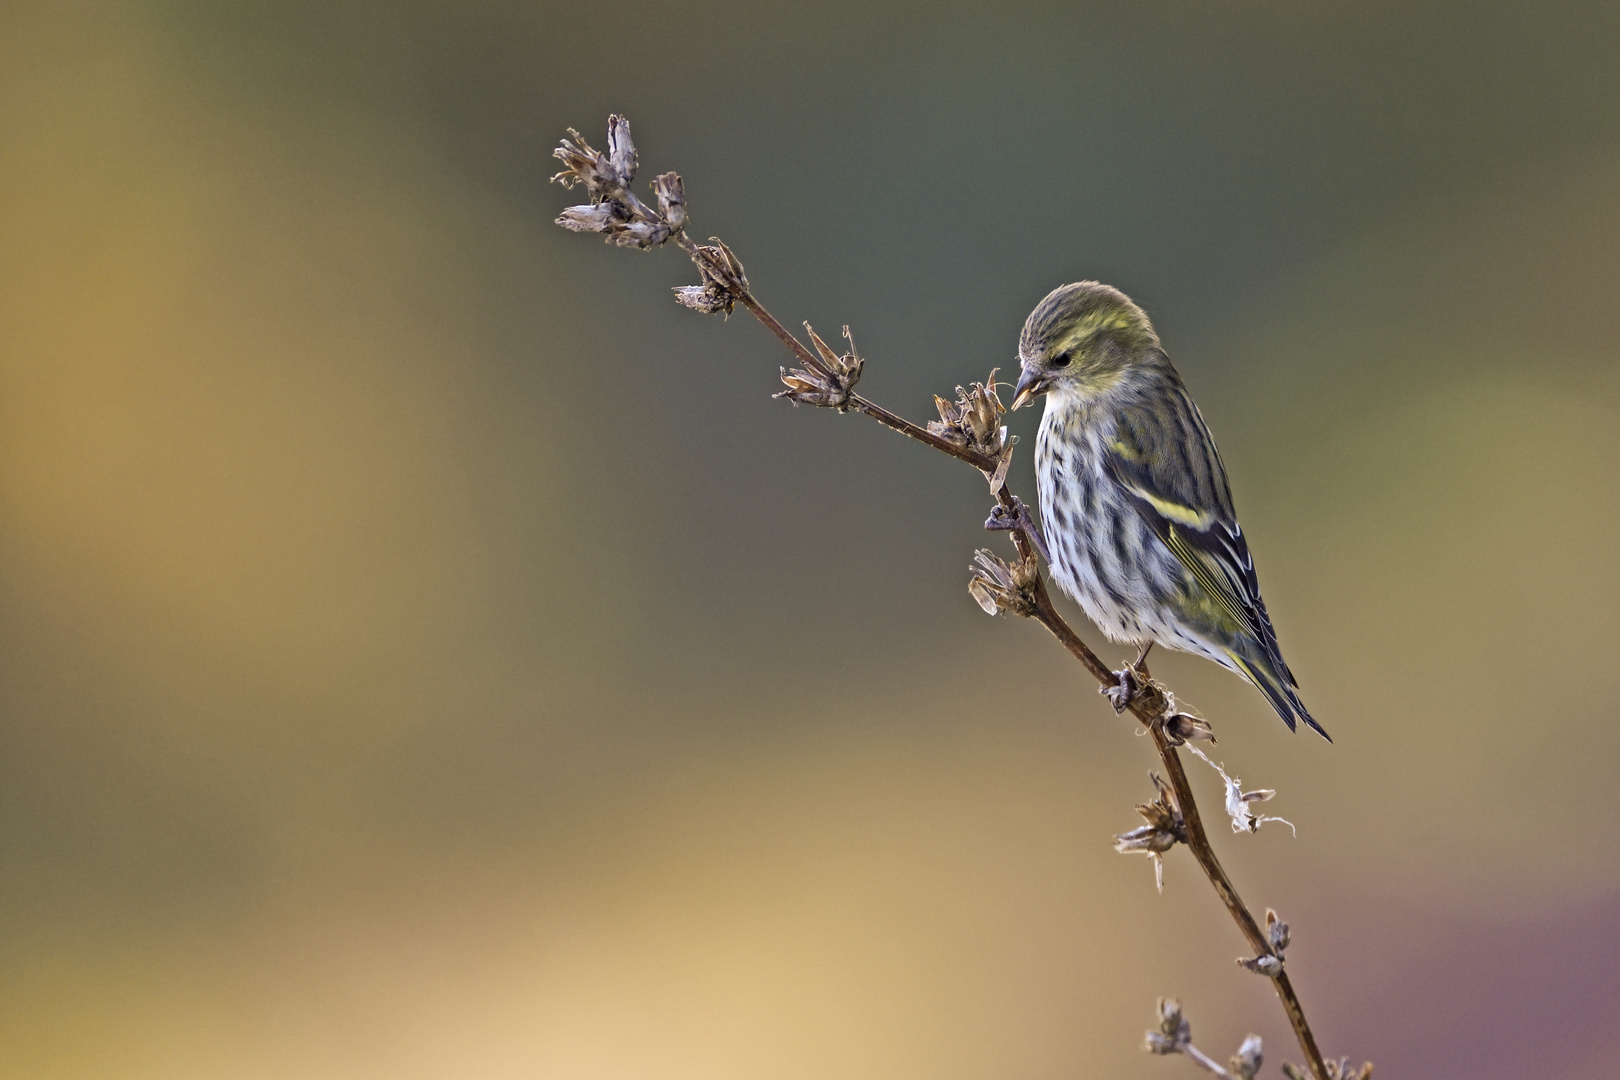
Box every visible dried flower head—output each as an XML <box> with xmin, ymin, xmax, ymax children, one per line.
<box><xmin>552</xmin><ymin>116</ymin><xmax>635</xmax><ymax>197</ymax></box>
<box><xmin>1236</xmin><ymin>907</ymin><xmax>1289</xmax><ymax>975</ymax></box>
<box><xmin>1114</xmin><ymin>772</ymin><xmax>1184</xmax><ymax>892</ymax></box>
<box><xmin>672</xmin><ymin>284</ymin><xmax>730</xmax><ymax>315</ymax></box>
<box><xmin>554</xmin><ymin>202</ymin><xmax>617</xmax><ymax>233</ymax></box>
<box><xmin>1144</xmin><ymin>997</ymin><xmax>1191</xmax><ymax>1055</ymax></box>
<box><xmin>928</xmin><ymin>372</ymin><xmax>1008</xmax><ymax>462</ymax></box>
<box><xmin>776</xmin><ymin>324</ymin><xmax>864</xmax><ymax>409</ymax></box>
<box><xmin>1230</xmin><ymin>1034</ymin><xmax>1264</xmax><ymax>1080</ymax></box>
<box><xmin>967</xmin><ymin>549</ymin><xmax>1039</xmax><ymax>618</ymax></box>
<box><xmin>552</xmin><ymin>116</ymin><xmax>675</xmax><ymax>249</ymax></box>
<box><xmin>674</xmin><ymin>239</ymin><xmax>749</xmax><ymax>315</ymax></box>
<box><xmin>1162</xmin><ymin>710</ymin><xmax>1215</xmax><ymax>745</ymax></box>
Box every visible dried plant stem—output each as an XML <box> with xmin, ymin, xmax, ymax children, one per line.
<box><xmin>556</xmin><ymin>120</ymin><xmax>1336</xmax><ymax>1080</ymax></box>
<box><xmin>1148</xmin><ymin>729</ymin><xmax>1324</xmax><ymax>1073</ymax></box>
<box><xmin>1181</xmin><ymin>1042</ymin><xmax>1237</xmax><ymax>1078</ymax></box>
<box><xmin>697</xmin><ymin>271</ymin><xmax>1320</xmax><ymax>1073</ymax></box>
<box><xmin>736</xmin><ymin>285</ymin><xmax>1329</xmax><ymax>1080</ymax></box>
<box><xmin>674</xmin><ymin>237</ymin><xmax>999</xmax><ymax>470</ymax></box>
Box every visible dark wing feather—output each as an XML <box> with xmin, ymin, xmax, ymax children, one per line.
<box><xmin>1102</xmin><ymin>398</ymin><xmax>1293</xmax><ymax>683</ymax></box>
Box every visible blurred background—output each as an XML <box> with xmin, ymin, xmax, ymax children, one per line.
<box><xmin>3</xmin><ymin>1</ymin><xmax>1618</xmax><ymax>1076</ymax></box>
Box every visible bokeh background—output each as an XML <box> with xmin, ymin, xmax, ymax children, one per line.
<box><xmin>3</xmin><ymin>2</ymin><xmax>1619</xmax><ymax>1077</ymax></box>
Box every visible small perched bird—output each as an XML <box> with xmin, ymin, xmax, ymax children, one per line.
<box><xmin>1011</xmin><ymin>282</ymin><xmax>1326</xmax><ymax>739</ymax></box>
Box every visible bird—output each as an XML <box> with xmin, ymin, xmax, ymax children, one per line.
<box><xmin>1009</xmin><ymin>281</ymin><xmax>1327</xmax><ymax>739</ymax></box>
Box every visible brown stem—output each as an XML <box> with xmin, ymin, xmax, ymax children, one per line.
<box><xmin>641</xmin><ymin>201</ymin><xmax>1335</xmax><ymax>1080</ymax></box>
<box><xmin>736</xmin><ymin>293</ymin><xmax>833</xmax><ymax>379</ymax></box>
<box><xmin>727</xmin><ymin>286</ymin><xmax>1331</xmax><ymax>1080</ymax></box>
<box><xmin>558</xmin><ymin>133</ymin><xmax>1342</xmax><ymax>1069</ymax></box>
<box><xmin>1151</xmin><ymin>730</ymin><xmax>1326</xmax><ymax>1076</ymax></box>
<box><xmin>850</xmin><ymin>397</ymin><xmax>999</xmax><ymax>470</ymax></box>
<box><xmin>732</xmin><ymin>285</ymin><xmax>1001</xmax><ymax>470</ymax></box>
<box><xmin>1028</xmin><ymin>572</ymin><xmax>1315</xmax><ymax>1048</ymax></box>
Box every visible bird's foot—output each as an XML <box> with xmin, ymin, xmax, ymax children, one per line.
<box><xmin>984</xmin><ymin>497</ymin><xmax>1052</xmax><ymax>565</ymax></box>
<box><xmin>1104</xmin><ymin>644</ymin><xmax>1156</xmax><ymax>714</ymax></box>
<box><xmin>1103</xmin><ymin>666</ymin><xmax>1140</xmax><ymax>714</ymax></box>
<box><xmin>1108</xmin><ymin>641</ymin><xmax>1159</xmax><ymax>718</ymax></box>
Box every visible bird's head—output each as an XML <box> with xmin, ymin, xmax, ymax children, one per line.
<box><xmin>1011</xmin><ymin>281</ymin><xmax>1162</xmax><ymax>409</ymax></box>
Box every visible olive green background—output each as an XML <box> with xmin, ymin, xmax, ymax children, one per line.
<box><xmin>3</xmin><ymin>2</ymin><xmax>1618</xmax><ymax>1077</ymax></box>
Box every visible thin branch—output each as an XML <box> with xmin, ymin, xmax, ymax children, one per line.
<box><xmin>1182</xmin><ymin>1042</ymin><xmax>1237</xmax><ymax>1078</ymax></box>
<box><xmin>552</xmin><ymin>116</ymin><xmax>1351</xmax><ymax>1080</ymax></box>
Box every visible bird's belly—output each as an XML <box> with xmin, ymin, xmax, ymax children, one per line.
<box><xmin>1036</xmin><ymin>454</ymin><xmax>1230</xmax><ymax>667</ymax></box>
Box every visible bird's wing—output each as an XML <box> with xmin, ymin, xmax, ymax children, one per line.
<box><xmin>1101</xmin><ymin>399</ymin><xmax>1288</xmax><ymax>668</ymax></box>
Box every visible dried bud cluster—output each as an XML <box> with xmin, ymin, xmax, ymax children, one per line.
<box><xmin>1144</xmin><ymin>998</ymin><xmax>1191</xmax><ymax>1056</ymax></box>
<box><xmin>1284</xmin><ymin>1059</ymin><xmax>1374</xmax><ymax>1080</ymax></box>
<box><xmin>967</xmin><ymin>549</ymin><xmax>1039</xmax><ymax>618</ymax></box>
<box><xmin>1144</xmin><ymin>999</ymin><xmax>1262</xmax><ymax>1080</ymax></box>
<box><xmin>1114</xmin><ymin>772</ymin><xmax>1184</xmax><ymax>892</ymax></box>
<box><xmin>674</xmin><ymin>239</ymin><xmax>749</xmax><ymax>315</ymax></box>
<box><xmin>551</xmin><ymin>117</ymin><xmax>751</xmax><ymax>314</ymax></box>
<box><xmin>1237</xmin><ymin>908</ymin><xmax>1291</xmax><ymax>976</ymax></box>
<box><xmin>776</xmin><ymin>324</ymin><xmax>864</xmax><ymax>409</ymax></box>
<box><xmin>552</xmin><ymin>116</ymin><xmax>683</xmax><ymax>249</ymax></box>
<box><xmin>928</xmin><ymin>371</ymin><xmax>1009</xmax><ymax>463</ymax></box>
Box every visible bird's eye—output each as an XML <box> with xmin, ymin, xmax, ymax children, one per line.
<box><xmin>1050</xmin><ymin>351</ymin><xmax>1073</xmax><ymax>368</ymax></box>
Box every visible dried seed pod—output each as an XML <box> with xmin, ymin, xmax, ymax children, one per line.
<box><xmin>605</xmin><ymin>115</ymin><xmax>637</xmax><ymax>186</ymax></box>
<box><xmin>1238</xmin><ymin>953</ymin><xmax>1285</xmax><ymax>977</ymax></box>
<box><xmin>650</xmin><ymin>172</ymin><xmax>687</xmax><ymax>230</ymax></box>
<box><xmin>552</xmin><ymin>119</ymin><xmax>633</xmax><ymax>197</ymax></box>
<box><xmin>674</xmin><ymin>239</ymin><xmax>750</xmax><ymax>314</ymax></box>
<box><xmin>775</xmin><ymin>324</ymin><xmax>864</xmax><ymax>409</ymax></box>
<box><xmin>926</xmin><ymin>371</ymin><xmax>1008</xmax><ymax>460</ymax></box>
<box><xmin>966</xmin><ymin>549</ymin><xmax>1038</xmax><ymax>617</ymax></box>
<box><xmin>1230</xmin><ymin>1034</ymin><xmax>1264</xmax><ymax>1080</ymax></box>
<box><xmin>1266</xmin><ymin>908</ymin><xmax>1291</xmax><ymax>957</ymax></box>
<box><xmin>1162</xmin><ymin>711</ymin><xmax>1215</xmax><ymax>745</ymax></box>
<box><xmin>1114</xmin><ymin>772</ymin><xmax>1184</xmax><ymax>892</ymax></box>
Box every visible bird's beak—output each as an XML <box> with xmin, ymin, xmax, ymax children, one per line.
<box><xmin>1011</xmin><ymin>366</ymin><xmax>1052</xmax><ymax>411</ymax></box>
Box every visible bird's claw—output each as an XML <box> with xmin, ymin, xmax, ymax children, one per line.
<box><xmin>1103</xmin><ymin>666</ymin><xmax>1140</xmax><ymax>714</ymax></box>
<box><xmin>984</xmin><ymin>497</ymin><xmax>1052</xmax><ymax>565</ymax></box>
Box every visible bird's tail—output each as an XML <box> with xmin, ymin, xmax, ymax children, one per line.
<box><xmin>1226</xmin><ymin>647</ymin><xmax>1330</xmax><ymax>742</ymax></box>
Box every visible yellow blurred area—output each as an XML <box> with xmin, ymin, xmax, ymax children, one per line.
<box><xmin>5</xmin><ymin>14</ymin><xmax>551</xmax><ymax>686</ymax></box>
<box><xmin>2</xmin><ymin>2</ymin><xmax>1619</xmax><ymax>1078</ymax></box>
